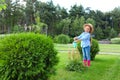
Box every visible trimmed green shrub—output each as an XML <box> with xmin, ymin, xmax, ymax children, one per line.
<box><xmin>77</xmin><ymin>39</ymin><xmax>99</xmax><ymax>61</ymax></box>
<box><xmin>111</xmin><ymin>38</ymin><xmax>120</xmax><ymax>44</ymax></box>
<box><xmin>55</xmin><ymin>34</ymin><xmax>70</xmax><ymax>44</ymax></box>
<box><xmin>0</xmin><ymin>33</ymin><xmax>58</xmax><ymax>80</ymax></box>
<box><xmin>65</xmin><ymin>60</ymin><xmax>85</xmax><ymax>72</ymax></box>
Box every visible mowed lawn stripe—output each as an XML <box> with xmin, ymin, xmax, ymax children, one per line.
<box><xmin>100</xmin><ymin>57</ymin><xmax>120</xmax><ymax>80</ymax></box>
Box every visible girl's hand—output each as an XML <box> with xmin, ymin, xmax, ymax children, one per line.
<box><xmin>73</xmin><ymin>37</ymin><xmax>80</xmax><ymax>42</ymax></box>
<box><xmin>74</xmin><ymin>37</ymin><xmax>78</xmax><ymax>41</ymax></box>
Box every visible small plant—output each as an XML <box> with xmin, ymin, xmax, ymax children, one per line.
<box><xmin>0</xmin><ymin>33</ymin><xmax>58</xmax><ymax>80</ymax></box>
<box><xmin>65</xmin><ymin>60</ymin><xmax>86</xmax><ymax>72</ymax></box>
<box><xmin>55</xmin><ymin>34</ymin><xmax>70</xmax><ymax>44</ymax></box>
<box><xmin>77</xmin><ymin>38</ymin><xmax>99</xmax><ymax>61</ymax></box>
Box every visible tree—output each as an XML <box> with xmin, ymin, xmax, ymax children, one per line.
<box><xmin>69</xmin><ymin>5</ymin><xmax>85</xmax><ymax>19</ymax></box>
<box><xmin>86</xmin><ymin>18</ymin><xmax>95</xmax><ymax>27</ymax></box>
<box><xmin>94</xmin><ymin>26</ymin><xmax>104</xmax><ymax>40</ymax></box>
<box><xmin>1</xmin><ymin>0</ymin><xmax>13</xmax><ymax>33</ymax></box>
<box><xmin>111</xmin><ymin>7</ymin><xmax>120</xmax><ymax>33</ymax></box>
<box><xmin>56</xmin><ymin>18</ymin><xmax>71</xmax><ymax>35</ymax></box>
<box><xmin>91</xmin><ymin>10</ymin><xmax>105</xmax><ymax>29</ymax></box>
<box><xmin>0</xmin><ymin>0</ymin><xmax>6</xmax><ymax>11</ymax></box>
<box><xmin>0</xmin><ymin>0</ymin><xmax>25</xmax><ymax>33</ymax></box>
<box><xmin>103</xmin><ymin>26</ymin><xmax>111</xmax><ymax>39</ymax></box>
<box><xmin>71</xmin><ymin>16</ymin><xmax>85</xmax><ymax>36</ymax></box>
<box><xmin>56</xmin><ymin>5</ymin><xmax>68</xmax><ymax>20</ymax></box>
<box><xmin>34</xmin><ymin>1</ymin><xmax>57</xmax><ymax>36</ymax></box>
<box><xmin>109</xmin><ymin>28</ymin><xmax>117</xmax><ymax>39</ymax></box>
<box><xmin>24</xmin><ymin>0</ymin><xmax>36</xmax><ymax>25</ymax></box>
<box><xmin>33</xmin><ymin>12</ymin><xmax>47</xmax><ymax>34</ymax></box>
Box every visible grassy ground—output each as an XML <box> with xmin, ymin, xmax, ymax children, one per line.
<box><xmin>49</xmin><ymin>53</ymin><xmax>120</xmax><ymax>80</ymax></box>
<box><xmin>99</xmin><ymin>44</ymin><xmax>120</xmax><ymax>53</ymax></box>
<box><xmin>54</xmin><ymin>43</ymin><xmax>120</xmax><ymax>53</ymax></box>
<box><xmin>51</xmin><ymin>44</ymin><xmax>120</xmax><ymax>80</ymax></box>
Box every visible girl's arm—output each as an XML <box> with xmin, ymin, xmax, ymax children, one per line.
<box><xmin>75</xmin><ymin>39</ymin><xmax>80</xmax><ymax>42</ymax></box>
<box><xmin>73</xmin><ymin>37</ymin><xmax>80</xmax><ymax>42</ymax></box>
<box><xmin>74</xmin><ymin>33</ymin><xmax>82</xmax><ymax>41</ymax></box>
<box><xmin>74</xmin><ymin>37</ymin><xmax>78</xmax><ymax>41</ymax></box>
<box><xmin>80</xmin><ymin>34</ymin><xmax>90</xmax><ymax>40</ymax></box>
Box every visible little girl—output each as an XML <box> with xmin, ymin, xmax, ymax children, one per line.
<box><xmin>74</xmin><ymin>23</ymin><xmax>94</xmax><ymax>67</ymax></box>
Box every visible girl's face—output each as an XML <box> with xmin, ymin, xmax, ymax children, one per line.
<box><xmin>84</xmin><ymin>26</ymin><xmax>90</xmax><ymax>33</ymax></box>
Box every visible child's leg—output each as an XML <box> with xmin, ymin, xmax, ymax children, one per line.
<box><xmin>82</xmin><ymin>48</ymin><xmax>87</xmax><ymax>66</ymax></box>
<box><xmin>84</xmin><ymin>46</ymin><xmax>91</xmax><ymax>67</ymax></box>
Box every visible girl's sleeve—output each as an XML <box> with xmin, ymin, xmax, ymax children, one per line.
<box><xmin>77</xmin><ymin>34</ymin><xmax>82</xmax><ymax>40</ymax></box>
<box><xmin>78</xmin><ymin>33</ymin><xmax>90</xmax><ymax>40</ymax></box>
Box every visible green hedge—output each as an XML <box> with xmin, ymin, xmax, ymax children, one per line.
<box><xmin>111</xmin><ymin>38</ymin><xmax>120</xmax><ymax>44</ymax></box>
<box><xmin>54</xmin><ymin>34</ymin><xmax>70</xmax><ymax>44</ymax></box>
<box><xmin>0</xmin><ymin>33</ymin><xmax>58</xmax><ymax>80</ymax></box>
<box><xmin>77</xmin><ymin>39</ymin><xmax>99</xmax><ymax>61</ymax></box>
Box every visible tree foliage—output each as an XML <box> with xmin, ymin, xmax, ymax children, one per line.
<box><xmin>94</xmin><ymin>26</ymin><xmax>104</xmax><ymax>40</ymax></box>
<box><xmin>0</xmin><ymin>0</ymin><xmax>6</xmax><ymax>11</ymax></box>
<box><xmin>0</xmin><ymin>0</ymin><xmax>119</xmax><ymax>40</ymax></box>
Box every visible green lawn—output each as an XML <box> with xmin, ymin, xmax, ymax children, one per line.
<box><xmin>99</xmin><ymin>44</ymin><xmax>120</xmax><ymax>53</ymax></box>
<box><xmin>52</xmin><ymin>44</ymin><xmax>120</xmax><ymax>80</ymax></box>
<box><xmin>54</xmin><ymin>43</ymin><xmax>120</xmax><ymax>53</ymax></box>
<box><xmin>50</xmin><ymin>53</ymin><xmax>120</xmax><ymax>80</ymax></box>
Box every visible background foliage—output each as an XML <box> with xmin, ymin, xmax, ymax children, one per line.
<box><xmin>54</xmin><ymin>34</ymin><xmax>70</xmax><ymax>44</ymax></box>
<box><xmin>0</xmin><ymin>0</ymin><xmax>120</xmax><ymax>40</ymax></box>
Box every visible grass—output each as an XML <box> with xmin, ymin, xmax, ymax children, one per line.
<box><xmin>54</xmin><ymin>43</ymin><xmax>120</xmax><ymax>53</ymax></box>
<box><xmin>99</xmin><ymin>44</ymin><xmax>120</xmax><ymax>53</ymax></box>
<box><xmin>52</xmin><ymin>43</ymin><xmax>120</xmax><ymax>80</ymax></box>
<box><xmin>49</xmin><ymin>53</ymin><xmax>120</xmax><ymax>80</ymax></box>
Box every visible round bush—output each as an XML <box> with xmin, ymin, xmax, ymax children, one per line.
<box><xmin>77</xmin><ymin>39</ymin><xmax>100</xmax><ymax>61</ymax></box>
<box><xmin>0</xmin><ymin>33</ymin><xmax>58</xmax><ymax>80</ymax></box>
<box><xmin>111</xmin><ymin>38</ymin><xmax>120</xmax><ymax>44</ymax></box>
<box><xmin>55</xmin><ymin>34</ymin><xmax>70</xmax><ymax>44</ymax></box>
